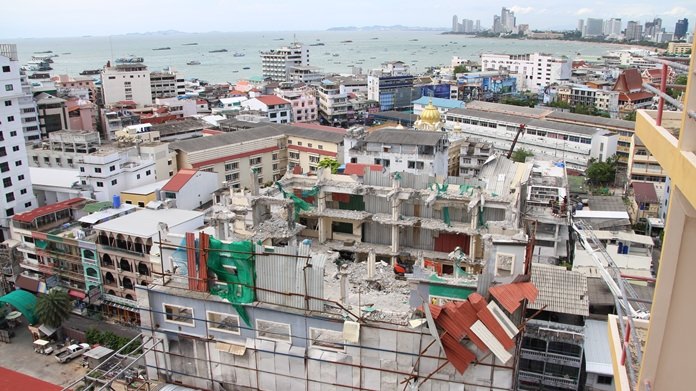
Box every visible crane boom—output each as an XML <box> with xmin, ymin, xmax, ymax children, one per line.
<box><xmin>506</xmin><ymin>124</ymin><xmax>526</xmax><ymax>159</ymax></box>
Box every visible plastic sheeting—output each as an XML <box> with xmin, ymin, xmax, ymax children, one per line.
<box><xmin>0</xmin><ymin>289</ymin><xmax>38</xmax><ymax>324</ymax></box>
<box><xmin>207</xmin><ymin>238</ymin><xmax>255</xmax><ymax>326</ymax></box>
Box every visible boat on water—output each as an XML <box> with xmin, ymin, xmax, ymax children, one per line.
<box><xmin>80</xmin><ymin>69</ymin><xmax>101</xmax><ymax>76</ymax></box>
<box><xmin>115</xmin><ymin>57</ymin><xmax>144</xmax><ymax>63</ymax></box>
<box><xmin>309</xmin><ymin>43</ymin><xmax>325</xmax><ymax>46</ymax></box>
<box><xmin>34</xmin><ymin>50</ymin><xmax>52</xmax><ymax>54</ymax></box>
<box><xmin>32</xmin><ymin>56</ymin><xmax>53</xmax><ymax>63</ymax></box>
<box><xmin>209</xmin><ymin>49</ymin><xmax>228</xmax><ymax>53</ymax></box>
<box><xmin>62</xmin><ymin>52</ymin><xmax>71</xmax><ymax>55</ymax></box>
<box><xmin>274</xmin><ymin>38</ymin><xmax>284</xmax><ymax>41</ymax></box>
<box><xmin>233</xmin><ymin>52</ymin><xmax>245</xmax><ymax>57</ymax></box>
<box><xmin>152</xmin><ymin>47</ymin><xmax>170</xmax><ymax>51</ymax></box>
<box><xmin>332</xmin><ymin>53</ymin><xmax>339</xmax><ymax>57</ymax></box>
<box><xmin>409</xmin><ymin>39</ymin><xmax>419</xmax><ymax>41</ymax></box>
<box><xmin>242</xmin><ymin>67</ymin><xmax>250</xmax><ymax>70</ymax></box>
<box><xmin>341</xmin><ymin>40</ymin><xmax>353</xmax><ymax>43</ymax></box>
<box><xmin>182</xmin><ymin>43</ymin><xmax>198</xmax><ymax>46</ymax></box>
<box><xmin>187</xmin><ymin>61</ymin><xmax>201</xmax><ymax>65</ymax></box>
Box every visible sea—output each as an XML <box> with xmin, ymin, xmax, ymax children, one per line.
<box><xmin>13</xmin><ymin>31</ymin><xmax>624</xmax><ymax>84</ymax></box>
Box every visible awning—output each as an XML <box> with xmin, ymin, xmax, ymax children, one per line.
<box><xmin>215</xmin><ymin>341</ymin><xmax>246</xmax><ymax>356</ymax></box>
<box><xmin>14</xmin><ymin>275</ymin><xmax>40</xmax><ymax>293</ymax></box>
<box><xmin>38</xmin><ymin>324</ymin><xmax>58</xmax><ymax>336</ymax></box>
<box><xmin>69</xmin><ymin>290</ymin><xmax>87</xmax><ymax>300</ymax></box>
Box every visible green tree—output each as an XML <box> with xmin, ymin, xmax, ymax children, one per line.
<box><xmin>675</xmin><ymin>74</ymin><xmax>688</xmax><ymax>85</ymax></box>
<box><xmin>317</xmin><ymin>158</ymin><xmax>340</xmax><ymax>174</ymax></box>
<box><xmin>624</xmin><ymin>111</ymin><xmax>637</xmax><ymax>121</ymax></box>
<box><xmin>586</xmin><ymin>157</ymin><xmax>618</xmax><ymax>186</ymax></box>
<box><xmin>35</xmin><ymin>289</ymin><xmax>72</xmax><ymax>328</ymax></box>
<box><xmin>453</xmin><ymin>65</ymin><xmax>467</xmax><ymax>74</ymax></box>
<box><xmin>511</xmin><ymin>148</ymin><xmax>534</xmax><ymax>163</ymax></box>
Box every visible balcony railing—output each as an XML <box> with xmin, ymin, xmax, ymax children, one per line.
<box><xmin>98</xmin><ymin>244</ymin><xmax>147</xmax><ymax>258</ymax></box>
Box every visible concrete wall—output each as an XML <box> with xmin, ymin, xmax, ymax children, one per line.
<box><xmin>174</xmin><ymin>171</ymin><xmax>219</xmax><ymax>210</ymax></box>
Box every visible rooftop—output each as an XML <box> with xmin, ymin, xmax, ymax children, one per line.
<box><xmin>161</xmin><ymin>169</ymin><xmax>198</xmax><ymax>192</ymax></box>
<box><xmin>94</xmin><ymin>208</ymin><xmax>204</xmax><ymax>237</ymax></box>
<box><xmin>528</xmin><ymin>264</ymin><xmax>589</xmax><ymax>316</ymax></box>
<box><xmin>363</xmin><ymin>128</ymin><xmax>446</xmax><ymax>146</ymax></box>
<box><xmin>78</xmin><ymin>203</ymin><xmax>137</xmax><ymax>225</ymax></box>
<box><xmin>412</xmin><ymin>96</ymin><xmax>465</xmax><ymax>109</ymax></box>
<box><xmin>29</xmin><ymin>167</ymin><xmax>80</xmax><ymax>189</ymax></box>
<box><xmin>632</xmin><ymin>181</ymin><xmax>659</xmax><ymax>204</ymax></box>
<box><xmin>546</xmin><ymin>111</ymin><xmax>636</xmax><ymax>130</ymax></box>
<box><xmin>584</xmin><ymin>320</ymin><xmax>613</xmax><ymax>375</ymax></box>
<box><xmin>465</xmin><ymin>101</ymin><xmax>552</xmax><ymax>119</ymax></box>
<box><xmin>12</xmin><ymin>198</ymin><xmax>87</xmax><ymax>223</ymax></box>
<box><xmin>151</xmin><ymin>118</ymin><xmax>210</xmax><ymax>137</ymax></box>
<box><xmin>121</xmin><ymin>179</ymin><xmax>170</xmax><ymax>196</ymax></box>
<box><xmin>254</xmin><ymin>95</ymin><xmax>290</xmax><ymax>106</ymax></box>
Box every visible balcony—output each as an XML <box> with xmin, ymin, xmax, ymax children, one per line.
<box><xmin>520</xmin><ymin>349</ymin><xmax>582</xmax><ymax>367</ymax></box>
<box><xmin>98</xmin><ymin>244</ymin><xmax>146</xmax><ymax>258</ymax></box>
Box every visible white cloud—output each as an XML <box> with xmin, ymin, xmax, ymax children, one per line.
<box><xmin>510</xmin><ymin>6</ymin><xmax>534</xmax><ymax>15</ymax></box>
<box><xmin>663</xmin><ymin>6</ymin><xmax>692</xmax><ymax>16</ymax></box>
<box><xmin>576</xmin><ymin>8</ymin><xmax>593</xmax><ymax>15</ymax></box>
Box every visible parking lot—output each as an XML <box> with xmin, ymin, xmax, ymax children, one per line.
<box><xmin>0</xmin><ymin>319</ymin><xmax>88</xmax><ymax>388</ymax></box>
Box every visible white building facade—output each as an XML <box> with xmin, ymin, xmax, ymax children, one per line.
<box><xmin>101</xmin><ymin>63</ymin><xmax>152</xmax><ymax>106</ymax></box>
<box><xmin>260</xmin><ymin>43</ymin><xmax>309</xmax><ymax>82</ymax></box>
<box><xmin>78</xmin><ymin>149</ymin><xmax>157</xmax><ymax>202</ymax></box>
<box><xmin>480</xmin><ymin>53</ymin><xmax>571</xmax><ymax>93</ymax></box>
<box><xmin>0</xmin><ymin>44</ymin><xmax>38</xmax><ymax>241</ymax></box>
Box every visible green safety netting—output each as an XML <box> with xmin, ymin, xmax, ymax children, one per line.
<box><xmin>301</xmin><ymin>185</ymin><xmax>320</xmax><ymax>199</ymax></box>
<box><xmin>207</xmin><ymin>238</ymin><xmax>255</xmax><ymax>326</ymax></box>
<box><xmin>0</xmin><ymin>289</ymin><xmax>38</xmax><ymax>324</ymax></box>
<box><xmin>459</xmin><ymin>184</ymin><xmax>475</xmax><ymax>196</ymax></box>
<box><xmin>442</xmin><ymin>207</ymin><xmax>451</xmax><ymax>226</ymax></box>
<box><xmin>393</xmin><ymin>172</ymin><xmax>402</xmax><ymax>181</ymax></box>
<box><xmin>431</xmin><ymin>183</ymin><xmax>451</xmax><ymax>227</ymax></box>
<box><xmin>275</xmin><ymin>182</ymin><xmax>314</xmax><ymax>220</ymax></box>
<box><xmin>83</xmin><ymin>201</ymin><xmax>114</xmax><ymax>214</ymax></box>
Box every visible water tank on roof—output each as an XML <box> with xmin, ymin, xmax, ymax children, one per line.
<box><xmin>618</xmin><ymin>242</ymin><xmax>623</xmax><ymax>254</ymax></box>
<box><xmin>576</xmin><ymin>202</ymin><xmax>583</xmax><ymax>210</ymax></box>
<box><xmin>113</xmin><ymin>195</ymin><xmax>121</xmax><ymax>209</ymax></box>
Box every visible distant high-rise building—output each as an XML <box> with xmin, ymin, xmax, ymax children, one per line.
<box><xmin>493</xmin><ymin>15</ymin><xmax>502</xmax><ymax>34</ymax></box>
<box><xmin>603</xmin><ymin>18</ymin><xmax>622</xmax><ymax>36</ymax></box>
<box><xmin>260</xmin><ymin>42</ymin><xmax>309</xmax><ymax>82</ymax></box>
<box><xmin>460</xmin><ymin>19</ymin><xmax>474</xmax><ymax>33</ymax></box>
<box><xmin>584</xmin><ymin>18</ymin><xmax>604</xmax><ymax>37</ymax></box>
<box><xmin>475</xmin><ymin>20</ymin><xmax>481</xmax><ymax>32</ymax></box>
<box><xmin>577</xmin><ymin>19</ymin><xmax>585</xmax><ymax>32</ymax></box>
<box><xmin>625</xmin><ymin>21</ymin><xmax>643</xmax><ymax>41</ymax></box>
<box><xmin>644</xmin><ymin>18</ymin><xmax>663</xmax><ymax>40</ymax></box>
<box><xmin>675</xmin><ymin>18</ymin><xmax>689</xmax><ymax>39</ymax></box>
<box><xmin>500</xmin><ymin>7</ymin><xmax>516</xmax><ymax>33</ymax></box>
<box><xmin>452</xmin><ymin>15</ymin><xmax>458</xmax><ymax>32</ymax></box>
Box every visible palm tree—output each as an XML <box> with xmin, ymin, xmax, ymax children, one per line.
<box><xmin>35</xmin><ymin>289</ymin><xmax>72</xmax><ymax>328</ymax></box>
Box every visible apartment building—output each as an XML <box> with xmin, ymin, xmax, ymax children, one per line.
<box><xmin>160</xmin><ymin>169</ymin><xmax>218</xmax><ymax>210</ymax></box>
<box><xmin>367</xmin><ymin>61</ymin><xmax>416</xmax><ymax>111</ymax></box>
<box><xmin>94</xmin><ymin>208</ymin><xmax>205</xmax><ymax>321</ymax></box>
<box><xmin>275</xmin><ymin>86</ymin><xmax>317</xmax><ymax>123</ymax></box>
<box><xmin>445</xmin><ymin>106</ymin><xmax>618</xmax><ymax>170</ymax></box>
<box><xmin>101</xmin><ymin>62</ymin><xmax>152</xmax><ymax>106</ymax></box>
<box><xmin>454</xmin><ymin>138</ymin><xmax>492</xmax><ymax>177</ymax></box>
<box><xmin>78</xmin><ymin>148</ymin><xmax>158</xmax><ymax>202</ymax></box>
<box><xmin>344</xmin><ymin>127</ymin><xmax>450</xmax><ymax>177</ymax></box>
<box><xmin>18</xmin><ymin>69</ymin><xmax>40</xmax><ymax>142</ymax></box>
<box><xmin>555</xmin><ymin>84</ymin><xmax>619</xmax><ymax>116</ymax></box>
<box><xmin>149</xmin><ymin>68</ymin><xmax>185</xmax><ymax>101</ymax></box>
<box><xmin>286</xmin><ymin>125</ymin><xmax>345</xmax><ymax>173</ymax></box>
<box><xmin>35</xmin><ymin>92</ymin><xmax>70</xmax><ymax>136</ymax></box>
<box><xmin>628</xmin><ymin>136</ymin><xmax>669</xmax><ymax>184</ymax></box>
<box><xmin>0</xmin><ymin>44</ymin><xmax>38</xmax><ymax>241</ymax></box>
<box><xmin>53</xmin><ymin>74</ymin><xmax>97</xmax><ymax>102</ymax></box>
<box><xmin>100</xmin><ymin>102</ymin><xmax>141</xmax><ymax>141</ymax></box>
<box><xmin>260</xmin><ymin>42</ymin><xmax>309</xmax><ymax>82</ymax></box>
<box><xmin>480</xmin><ymin>53</ymin><xmax>571</xmax><ymax>92</ymax></box>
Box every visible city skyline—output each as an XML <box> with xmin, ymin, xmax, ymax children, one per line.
<box><xmin>2</xmin><ymin>0</ymin><xmax>694</xmax><ymax>39</ymax></box>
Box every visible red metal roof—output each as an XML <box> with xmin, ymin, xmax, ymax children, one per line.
<box><xmin>488</xmin><ymin>282</ymin><xmax>539</xmax><ymax>313</ymax></box>
<box><xmin>476</xmin><ymin>306</ymin><xmax>516</xmax><ymax>350</ymax></box>
<box><xmin>12</xmin><ymin>198</ymin><xmax>86</xmax><ymax>223</ymax></box>
<box><xmin>619</xmin><ymin>91</ymin><xmax>654</xmax><ymax>102</ymax></box>
<box><xmin>632</xmin><ymin>181</ymin><xmax>659</xmax><ymax>204</ymax></box>
<box><xmin>343</xmin><ymin>163</ymin><xmax>383</xmax><ymax>176</ymax></box>
<box><xmin>256</xmin><ymin>95</ymin><xmax>290</xmax><ymax>106</ymax></box>
<box><xmin>441</xmin><ymin>332</ymin><xmax>476</xmax><ymax>374</ymax></box>
<box><xmin>438</xmin><ymin>301</ymin><xmax>488</xmax><ymax>351</ymax></box>
<box><xmin>613</xmin><ymin>68</ymin><xmax>644</xmax><ymax>93</ymax></box>
<box><xmin>202</xmin><ymin>128</ymin><xmax>224</xmax><ymax>135</ymax></box>
<box><xmin>161</xmin><ymin>169</ymin><xmax>198</xmax><ymax>192</ymax></box>
<box><xmin>0</xmin><ymin>367</ymin><xmax>62</xmax><ymax>391</ymax></box>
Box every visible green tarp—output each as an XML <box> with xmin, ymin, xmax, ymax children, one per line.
<box><xmin>0</xmin><ymin>289</ymin><xmax>38</xmax><ymax>324</ymax></box>
<box><xmin>206</xmin><ymin>238</ymin><xmax>256</xmax><ymax>326</ymax></box>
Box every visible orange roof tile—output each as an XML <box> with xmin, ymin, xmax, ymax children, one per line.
<box><xmin>162</xmin><ymin>169</ymin><xmax>198</xmax><ymax>192</ymax></box>
<box><xmin>0</xmin><ymin>367</ymin><xmax>62</xmax><ymax>390</ymax></box>
<box><xmin>12</xmin><ymin>198</ymin><xmax>87</xmax><ymax>223</ymax></box>
<box><xmin>488</xmin><ymin>282</ymin><xmax>539</xmax><ymax>313</ymax></box>
<box><xmin>441</xmin><ymin>332</ymin><xmax>476</xmax><ymax>374</ymax></box>
<box><xmin>343</xmin><ymin>163</ymin><xmax>383</xmax><ymax>176</ymax></box>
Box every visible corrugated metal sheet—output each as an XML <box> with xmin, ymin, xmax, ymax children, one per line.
<box><xmin>363</xmin><ymin>170</ymin><xmax>391</xmax><ymax>187</ymax></box>
<box><xmin>470</xmin><ymin>320</ymin><xmax>513</xmax><ymax>363</ymax></box>
<box><xmin>399</xmin><ymin>227</ymin><xmax>434</xmax><ymax>251</ymax></box>
<box><xmin>488</xmin><ymin>282</ymin><xmax>539</xmax><ymax>314</ymax></box>
<box><xmin>434</xmin><ymin>207</ymin><xmax>470</xmax><ymax>224</ymax></box>
<box><xmin>363</xmin><ymin>222</ymin><xmax>391</xmax><ymax>245</ymax></box>
<box><xmin>482</xmin><ymin>207</ymin><xmax>506</xmax><ymax>222</ymax></box>
<box><xmin>441</xmin><ymin>332</ymin><xmax>476</xmax><ymax>374</ymax></box>
<box><xmin>364</xmin><ymin>194</ymin><xmax>390</xmax><ymax>214</ymax></box>
<box><xmin>254</xmin><ymin>244</ymin><xmax>325</xmax><ymax>311</ymax></box>
<box><xmin>434</xmin><ymin>233</ymin><xmax>470</xmax><ymax>254</ymax></box>
<box><xmin>399</xmin><ymin>172</ymin><xmax>431</xmax><ymax>189</ymax></box>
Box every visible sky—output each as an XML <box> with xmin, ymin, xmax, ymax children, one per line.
<box><xmin>2</xmin><ymin>0</ymin><xmax>694</xmax><ymax>38</ymax></box>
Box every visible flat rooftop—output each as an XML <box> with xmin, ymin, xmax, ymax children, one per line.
<box><xmin>94</xmin><ymin>208</ymin><xmax>204</xmax><ymax>237</ymax></box>
<box><xmin>29</xmin><ymin>167</ymin><xmax>80</xmax><ymax>189</ymax></box>
<box><xmin>121</xmin><ymin>179</ymin><xmax>170</xmax><ymax>196</ymax></box>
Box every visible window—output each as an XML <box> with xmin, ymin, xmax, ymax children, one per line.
<box><xmin>7</xmin><ymin>116</ymin><xmax>14</xmax><ymax>122</ymax></box>
<box><xmin>272</xmin><ymin>153</ymin><xmax>278</xmax><ymax>160</ymax></box>
<box><xmin>249</xmin><ymin>157</ymin><xmax>262</xmax><ymax>165</ymax></box>
<box><xmin>109</xmin><ymin>165</ymin><xmax>116</xmax><ymax>171</ymax></box>
<box><xmin>2</xmin><ymin>177</ymin><xmax>11</xmax><ymax>187</ymax></box>
<box><xmin>407</xmin><ymin>161</ymin><xmax>424</xmax><ymax>169</ymax></box>
<box><xmin>207</xmin><ymin>311</ymin><xmax>241</xmax><ymax>334</ymax></box>
<box><xmin>309</xmin><ymin>155</ymin><xmax>320</xmax><ymax>163</ymax></box>
<box><xmin>5</xmin><ymin>84</ymin><xmax>13</xmax><ymax>91</ymax></box>
<box><xmin>309</xmin><ymin>328</ymin><xmax>345</xmax><ymax>351</ymax></box>
<box><xmin>5</xmin><ymin>208</ymin><xmax>14</xmax><ymax>217</ymax></box>
<box><xmin>6</xmin><ymin>192</ymin><xmax>14</xmax><ymax>202</ymax></box>
<box><xmin>9</xmin><ymin>131</ymin><xmax>16</xmax><ymax>137</ymax></box>
<box><xmin>94</xmin><ymin>167</ymin><xmax>102</xmax><ymax>173</ymax></box>
<box><xmin>272</xmin><ymin>163</ymin><xmax>278</xmax><ymax>170</ymax></box>
<box><xmin>163</xmin><ymin>304</ymin><xmax>195</xmax><ymax>326</ymax></box>
<box><xmin>318</xmin><ymin>145</ymin><xmax>323</xmax><ymax>150</ymax></box>
<box><xmin>79</xmin><ymin>166</ymin><xmax>85</xmax><ymax>172</ymax></box>
<box><xmin>307</xmin><ymin>143</ymin><xmax>313</xmax><ymax>148</ymax></box>
<box><xmin>24</xmin><ymin>202</ymin><xmax>31</xmax><ymax>208</ymax></box>
<box><xmin>96</xmin><ymin>181</ymin><xmax>104</xmax><ymax>188</ymax></box>
<box><xmin>12</xmin><ymin>146</ymin><xmax>18</xmax><ymax>152</ymax></box>
<box><xmin>225</xmin><ymin>162</ymin><xmax>239</xmax><ymax>171</ymax></box>
<box><xmin>289</xmin><ymin>152</ymin><xmax>300</xmax><ymax>159</ymax></box>
<box><xmin>4</xmin><ymin>100</ymin><xmax>11</xmax><ymax>106</ymax></box>
<box><xmin>297</xmin><ymin>141</ymin><xmax>302</xmax><ymax>146</ymax></box>
<box><xmin>597</xmin><ymin>375</ymin><xmax>613</xmax><ymax>385</ymax></box>
<box><xmin>146</xmin><ymin>170</ymin><xmax>151</xmax><ymax>176</ymax></box>
<box><xmin>0</xmin><ymin>162</ymin><xmax>8</xmax><ymax>172</ymax></box>
<box><xmin>2</xmin><ymin>66</ymin><xmax>9</xmax><ymax>72</ymax></box>
<box><xmin>20</xmin><ymin>188</ymin><xmax>26</xmax><ymax>195</ymax></box>
<box><xmin>17</xmin><ymin>175</ymin><xmax>23</xmax><ymax>181</ymax></box>
<box><xmin>111</xmin><ymin>179</ymin><xmax>117</xmax><ymax>185</ymax></box>
<box><xmin>256</xmin><ymin>319</ymin><xmax>291</xmax><ymax>342</ymax></box>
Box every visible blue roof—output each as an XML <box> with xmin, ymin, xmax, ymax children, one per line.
<box><xmin>412</xmin><ymin>96</ymin><xmax>464</xmax><ymax>109</ymax></box>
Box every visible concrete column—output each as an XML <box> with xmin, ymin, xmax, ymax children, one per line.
<box><xmin>638</xmin><ymin>187</ymin><xmax>696</xmax><ymax>390</ymax></box>
<box><xmin>367</xmin><ymin>248</ymin><xmax>376</xmax><ymax>279</ymax></box>
<box><xmin>318</xmin><ymin>217</ymin><xmax>327</xmax><ymax>243</ymax></box>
